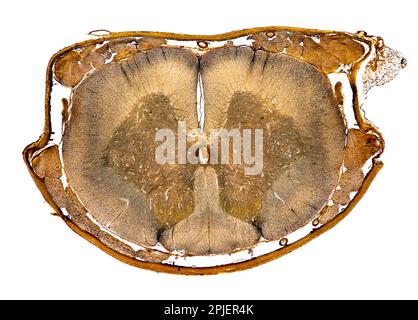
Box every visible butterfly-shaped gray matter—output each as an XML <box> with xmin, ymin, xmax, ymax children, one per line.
<box><xmin>61</xmin><ymin>43</ymin><xmax>403</xmax><ymax>256</ymax></box>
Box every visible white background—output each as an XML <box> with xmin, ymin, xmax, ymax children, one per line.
<box><xmin>0</xmin><ymin>0</ymin><xmax>416</xmax><ymax>300</ymax></box>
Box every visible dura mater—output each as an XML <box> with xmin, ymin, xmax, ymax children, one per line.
<box><xmin>24</xmin><ymin>28</ymin><xmax>407</xmax><ymax>272</ymax></box>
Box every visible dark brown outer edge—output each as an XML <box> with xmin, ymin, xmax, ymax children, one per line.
<box><xmin>23</xmin><ymin>26</ymin><xmax>381</xmax><ymax>275</ymax></box>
